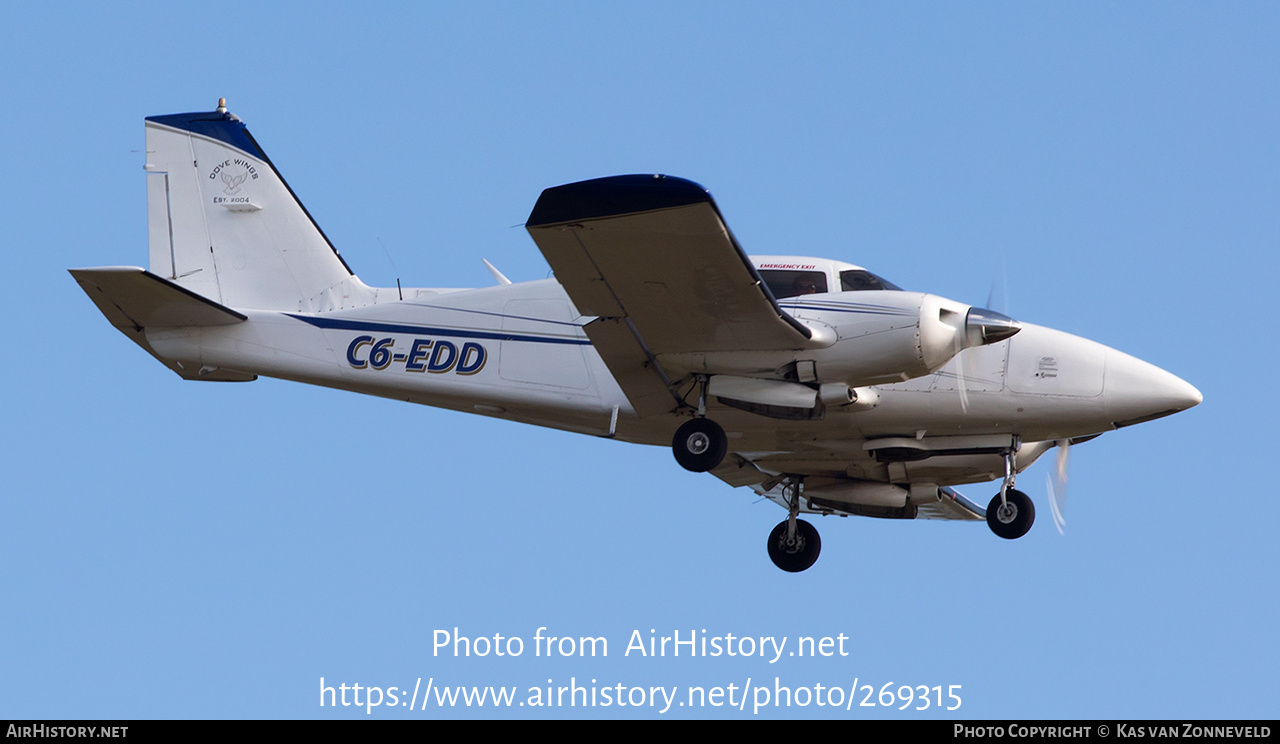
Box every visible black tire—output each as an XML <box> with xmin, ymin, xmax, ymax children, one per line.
<box><xmin>767</xmin><ymin>519</ymin><xmax>822</xmax><ymax>572</ymax></box>
<box><xmin>987</xmin><ymin>488</ymin><xmax>1035</xmax><ymax>539</ymax></box>
<box><xmin>672</xmin><ymin>418</ymin><xmax>727</xmax><ymax>472</ymax></box>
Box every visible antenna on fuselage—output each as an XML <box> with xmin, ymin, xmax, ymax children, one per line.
<box><xmin>482</xmin><ymin>258</ymin><xmax>512</xmax><ymax>286</ymax></box>
<box><xmin>376</xmin><ymin>237</ymin><xmax>403</xmax><ymax>300</ymax></box>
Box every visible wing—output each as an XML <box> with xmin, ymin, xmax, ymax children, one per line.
<box><xmin>526</xmin><ymin>175</ymin><xmax>812</xmax><ymax>416</ymax></box>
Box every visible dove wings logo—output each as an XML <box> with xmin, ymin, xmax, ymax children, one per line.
<box><xmin>222</xmin><ymin>171</ymin><xmax>248</xmax><ymax>194</ymax></box>
<box><xmin>207</xmin><ymin>158</ymin><xmax>259</xmax><ymax>202</ymax></box>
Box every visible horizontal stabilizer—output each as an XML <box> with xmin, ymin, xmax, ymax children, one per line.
<box><xmin>70</xmin><ymin>267</ymin><xmax>255</xmax><ymax>382</ymax></box>
<box><xmin>70</xmin><ymin>266</ymin><xmax>246</xmax><ymax>330</ymax></box>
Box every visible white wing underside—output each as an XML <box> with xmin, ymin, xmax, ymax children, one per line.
<box><xmin>526</xmin><ymin>175</ymin><xmax>810</xmax><ymax>417</ymax></box>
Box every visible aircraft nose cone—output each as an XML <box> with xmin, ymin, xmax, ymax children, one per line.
<box><xmin>1105</xmin><ymin>349</ymin><xmax>1202</xmax><ymax>428</ymax></box>
<box><xmin>966</xmin><ymin>307</ymin><xmax>1021</xmax><ymax>346</ymax></box>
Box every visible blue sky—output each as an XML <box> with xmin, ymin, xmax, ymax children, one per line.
<box><xmin>2</xmin><ymin>2</ymin><xmax>1276</xmax><ymax>719</ymax></box>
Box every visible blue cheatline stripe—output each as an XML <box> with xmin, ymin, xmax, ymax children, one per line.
<box><xmin>404</xmin><ymin>302</ymin><xmax>585</xmax><ymax>328</ymax></box>
<box><xmin>779</xmin><ymin>302</ymin><xmax>915</xmax><ymax>316</ymax></box>
<box><xmin>285</xmin><ymin>314</ymin><xmax>593</xmax><ymax>346</ymax></box>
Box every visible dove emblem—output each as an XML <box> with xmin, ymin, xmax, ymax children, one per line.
<box><xmin>222</xmin><ymin>171</ymin><xmax>249</xmax><ymax>195</ymax></box>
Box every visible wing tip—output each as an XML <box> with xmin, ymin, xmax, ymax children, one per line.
<box><xmin>526</xmin><ymin>174</ymin><xmax>711</xmax><ymax>227</ymax></box>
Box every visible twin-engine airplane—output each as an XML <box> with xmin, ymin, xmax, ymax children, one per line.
<box><xmin>72</xmin><ymin>101</ymin><xmax>1202</xmax><ymax>571</ymax></box>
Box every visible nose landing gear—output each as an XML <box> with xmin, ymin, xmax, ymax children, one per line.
<box><xmin>987</xmin><ymin>443</ymin><xmax>1035</xmax><ymax>539</ymax></box>
<box><xmin>768</xmin><ymin>519</ymin><xmax>821</xmax><ymax>572</ymax></box>
<box><xmin>767</xmin><ymin>477</ymin><xmax>821</xmax><ymax>572</ymax></box>
<box><xmin>987</xmin><ymin>488</ymin><xmax>1035</xmax><ymax>539</ymax></box>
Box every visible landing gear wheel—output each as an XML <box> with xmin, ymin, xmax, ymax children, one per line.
<box><xmin>672</xmin><ymin>418</ymin><xmax>727</xmax><ymax>472</ymax></box>
<box><xmin>767</xmin><ymin>519</ymin><xmax>821</xmax><ymax>572</ymax></box>
<box><xmin>987</xmin><ymin>488</ymin><xmax>1035</xmax><ymax>539</ymax></box>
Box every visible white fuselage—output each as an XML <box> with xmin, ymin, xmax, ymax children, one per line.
<box><xmin>142</xmin><ymin>273</ymin><xmax>1199</xmax><ymax>489</ymax></box>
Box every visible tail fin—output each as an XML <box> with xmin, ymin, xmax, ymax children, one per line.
<box><xmin>143</xmin><ymin>100</ymin><xmax>375</xmax><ymax>312</ymax></box>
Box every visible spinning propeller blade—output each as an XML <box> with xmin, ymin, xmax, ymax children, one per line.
<box><xmin>953</xmin><ymin>306</ymin><xmax>1018</xmax><ymax>413</ymax></box>
<box><xmin>1046</xmin><ymin>439</ymin><xmax>1070</xmax><ymax>534</ymax></box>
<box><xmin>953</xmin><ymin>332</ymin><xmax>970</xmax><ymax>413</ymax></box>
<box><xmin>954</xmin><ymin>259</ymin><xmax>1014</xmax><ymax>414</ymax></box>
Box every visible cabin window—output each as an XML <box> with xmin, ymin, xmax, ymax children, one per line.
<box><xmin>759</xmin><ymin>270</ymin><xmax>828</xmax><ymax>299</ymax></box>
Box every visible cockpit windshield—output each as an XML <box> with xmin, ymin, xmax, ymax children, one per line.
<box><xmin>839</xmin><ymin>269</ymin><xmax>902</xmax><ymax>292</ymax></box>
<box><xmin>759</xmin><ymin>267</ymin><xmax>902</xmax><ymax>299</ymax></box>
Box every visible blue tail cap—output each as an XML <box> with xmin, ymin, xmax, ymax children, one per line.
<box><xmin>145</xmin><ymin>110</ymin><xmax>266</xmax><ymax>161</ymax></box>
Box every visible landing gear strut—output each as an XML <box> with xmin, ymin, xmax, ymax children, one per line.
<box><xmin>987</xmin><ymin>442</ymin><xmax>1035</xmax><ymax>539</ymax></box>
<box><xmin>767</xmin><ymin>477</ymin><xmax>821</xmax><ymax>572</ymax></box>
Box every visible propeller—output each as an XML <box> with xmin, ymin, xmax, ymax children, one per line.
<box><xmin>1045</xmin><ymin>439</ymin><xmax>1070</xmax><ymax>534</ymax></box>
<box><xmin>953</xmin><ymin>331</ymin><xmax>971</xmax><ymax>413</ymax></box>
<box><xmin>986</xmin><ymin>262</ymin><xmax>1009</xmax><ymax>316</ymax></box>
<box><xmin>953</xmin><ymin>306</ymin><xmax>1018</xmax><ymax>413</ymax></box>
<box><xmin>951</xmin><ymin>263</ymin><xmax>1014</xmax><ymax>414</ymax></box>
<box><xmin>971</xmin><ymin>262</ymin><xmax>1072</xmax><ymax>535</ymax></box>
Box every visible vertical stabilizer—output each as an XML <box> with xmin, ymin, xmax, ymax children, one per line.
<box><xmin>143</xmin><ymin>101</ymin><xmax>375</xmax><ymax>312</ymax></box>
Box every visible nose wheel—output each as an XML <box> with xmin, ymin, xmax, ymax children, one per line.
<box><xmin>987</xmin><ymin>488</ymin><xmax>1035</xmax><ymax>539</ymax></box>
<box><xmin>985</xmin><ymin>442</ymin><xmax>1034</xmax><ymax>539</ymax></box>
<box><xmin>766</xmin><ymin>476</ymin><xmax>821</xmax><ymax>572</ymax></box>
<box><xmin>768</xmin><ymin>518</ymin><xmax>821</xmax><ymax>572</ymax></box>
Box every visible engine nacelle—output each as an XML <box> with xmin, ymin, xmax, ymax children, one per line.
<box><xmin>800</xmin><ymin>291</ymin><xmax>1019</xmax><ymax>385</ymax></box>
<box><xmin>659</xmin><ymin>291</ymin><xmax>1018</xmax><ymax>389</ymax></box>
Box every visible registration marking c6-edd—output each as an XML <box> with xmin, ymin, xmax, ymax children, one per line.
<box><xmin>346</xmin><ymin>335</ymin><xmax>487</xmax><ymax>375</ymax></box>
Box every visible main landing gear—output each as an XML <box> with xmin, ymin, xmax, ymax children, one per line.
<box><xmin>767</xmin><ymin>477</ymin><xmax>821</xmax><ymax>572</ymax></box>
<box><xmin>672</xmin><ymin>418</ymin><xmax>727</xmax><ymax>472</ymax></box>
<box><xmin>671</xmin><ymin>376</ymin><xmax>727</xmax><ymax>473</ymax></box>
<box><xmin>987</xmin><ymin>443</ymin><xmax>1035</xmax><ymax>539</ymax></box>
